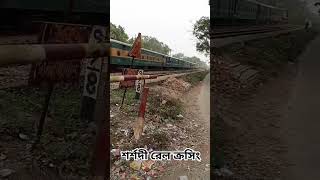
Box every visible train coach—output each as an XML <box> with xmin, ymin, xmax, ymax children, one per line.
<box><xmin>211</xmin><ymin>0</ymin><xmax>288</xmax><ymax>25</ymax></box>
<box><xmin>110</xmin><ymin>39</ymin><xmax>197</xmax><ymax>70</ymax></box>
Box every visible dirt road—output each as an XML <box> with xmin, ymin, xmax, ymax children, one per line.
<box><xmin>213</xmin><ymin>34</ymin><xmax>320</xmax><ymax>179</ymax></box>
<box><xmin>160</xmin><ymin>74</ymin><xmax>210</xmax><ymax>180</ymax></box>
<box><xmin>282</xmin><ymin>35</ymin><xmax>320</xmax><ymax>179</ymax></box>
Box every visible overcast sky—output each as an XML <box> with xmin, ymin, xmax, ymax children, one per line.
<box><xmin>110</xmin><ymin>0</ymin><xmax>209</xmax><ymax>63</ymax></box>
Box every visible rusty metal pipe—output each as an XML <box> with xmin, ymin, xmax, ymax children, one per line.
<box><xmin>0</xmin><ymin>43</ymin><xmax>109</xmax><ymax>66</ymax></box>
<box><xmin>110</xmin><ymin>75</ymin><xmax>157</xmax><ymax>82</ymax></box>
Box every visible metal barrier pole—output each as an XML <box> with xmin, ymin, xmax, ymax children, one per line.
<box><xmin>0</xmin><ymin>43</ymin><xmax>109</xmax><ymax>66</ymax></box>
<box><xmin>110</xmin><ymin>75</ymin><xmax>157</xmax><ymax>82</ymax></box>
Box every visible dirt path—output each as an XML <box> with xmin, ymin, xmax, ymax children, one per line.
<box><xmin>214</xmin><ymin>62</ymin><xmax>298</xmax><ymax>179</ymax></box>
<box><xmin>214</xmin><ymin>35</ymin><xmax>320</xmax><ymax>179</ymax></box>
<box><xmin>282</xmin><ymin>35</ymin><xmax>320</xmax><ymax>179</ymax></box>
<box><xmin>159</xmin><ymin>74</ymin><xmax>210</xmax><ymax>180</ymax></box>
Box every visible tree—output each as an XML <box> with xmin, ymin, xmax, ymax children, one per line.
<box><xmin>189</xmin><ymin>56</ymin><xmax>202</xmax><ymax>63</ymax></box>
<box><xmin>315</xmin><ymin>2</ymin><xmax>320</xmax><ymax>15</ymax></box>
<box><xmin>130</xmin><ymin>35</ymin><xmax>172</xmax><ymax>55</ymax></box>
<box><xmin>192</xmin><ymin>16</ymin><xmax>210</xmax><ymax>57</ymax></box>
<box><xmin>172</xmin><ymin>53</ymin><xmax>185</xmax><ymax>59</ymax></box>
<box><xmin>110</xmin><ymin>23</ymin><xmax>129</xmax><ymax>42</ymax></box>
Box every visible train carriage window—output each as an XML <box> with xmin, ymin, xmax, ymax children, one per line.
<box><xmin>117</xmin><ymin>50</ymin><xmax>121</xmax><ymax>56</ymax></box>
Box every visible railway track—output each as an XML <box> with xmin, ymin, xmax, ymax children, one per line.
<box><xmin>212</xmin><ymin>24</ymin><xmax>303</xmax><ymax>39</ymax></box>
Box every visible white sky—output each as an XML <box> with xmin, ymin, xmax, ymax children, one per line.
<box><xmin>110</xmin><ymin>0</ymin><xmax>210</xmax><ymax>63</ymax></box>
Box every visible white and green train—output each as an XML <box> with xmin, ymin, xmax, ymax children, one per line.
<box><xmin>210</xmin><ymin>0</ymin><xmax>288</xmax><ymax>25</ymax></box>
<box><xmin>111</xmin><ymin>39</ymin><xmax>199</xmax><ymax>70</ymax></box>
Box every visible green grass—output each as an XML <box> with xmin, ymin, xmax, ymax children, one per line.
<box><xmin>148</xmin><ymin>93</ymin><xmax>183</xmax><ymax>122</ymax></box>
<box><xmin>181</xmin><ymin>71</ymin><xmax>209</xmax><ymax>85</ymax></box>
<box><xmin>110</xmin><ymin>88</ymin><xmax>137</xmax><ymax>105</ymax></box>
<box><xmin>0</xmin><ymin>87</ymin><xmax>44</xmax><ymax>134</ymax></box>
<box><xmin>0</xmin><ymin>86</ymin><xmax>91</xmax><ymax>177</ymax></box>
<box><xmin>222</xmin><ymin>30</ymin><xmax>318</xmax><ymax>73</ymax></box>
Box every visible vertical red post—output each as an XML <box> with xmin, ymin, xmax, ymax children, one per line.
<box><xmin>138</xmin><ymin>87</ymin><xmax>149</xmax><ymax>118</ymax></box>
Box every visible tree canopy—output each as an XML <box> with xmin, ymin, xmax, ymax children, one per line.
<box><xmin>110</xmin><ymin>23</ymin><xmax>129</xmax><ymax>42</ymax></box>
<box><xmin>129</xmin><ymin>35</ymin><xmax>171</xmax><ymax>55</ymax></box>
<box><xmin>172</xmin><ymin>53</ymin><xmax>185</xmax><ymax>59</ymax></box>
<box><xmin>192</xmin><ymin>16</ymin><xmax>210</xmax><ymax>57</ymax></box>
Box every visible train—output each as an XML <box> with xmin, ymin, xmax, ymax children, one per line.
<box><xmin>210</xmin><ymin>0</ymin><xmax>288</xmax><ymax>25</ymax></box>
<box><xmin>111</xmin><ymin>39</ymin><xmax>200</xmax><ymax>70</ymax></box>
<box><xmin>0</xmin><ymin>0</ymin><xmax>108</xmax><ymax>32</ymax></box>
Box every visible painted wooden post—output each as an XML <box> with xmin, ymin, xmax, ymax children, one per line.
<box><xmin>78</xmin><ymin>25</ymin><xmax>109</xmax><ymax>177</ymax></box>
<box><xmin>81</xmin><ymin>26</ymin><xmax>106</xmax><ymax>123</ymax></box>
<box><xmin>135</xmin><ymin>69</ymin><xmax>144</xmax><ymax>99</ymax></box>
<box><xmin>133</xmin><ymin>87</ymin><xmax>149</xmax><ymax>140</ymax></box>
<box><xmin>90</xmin><ymin>56</ymin><xmax>109</xmax><ymax>178</ymax></box>
<box><xmin>138</xmin><ymin>87</ymin><xmax>149</xmax><ymax>118</ymax></box>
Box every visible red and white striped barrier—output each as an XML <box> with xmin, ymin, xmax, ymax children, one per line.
<box><xmin>110</xmin><ymin>75</ymin><xmax>157</xmax><ymax>82</ymax></box>
<box><xmin>0</xmin><ymin>43</ymin><xmax>109</xmax><ymax>66</ymax></box>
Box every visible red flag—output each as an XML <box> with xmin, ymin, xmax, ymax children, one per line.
<box><xmin>129</xmin><ymin>33</ymin><xmax>142</xmax><ymax>58</ymax></box>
